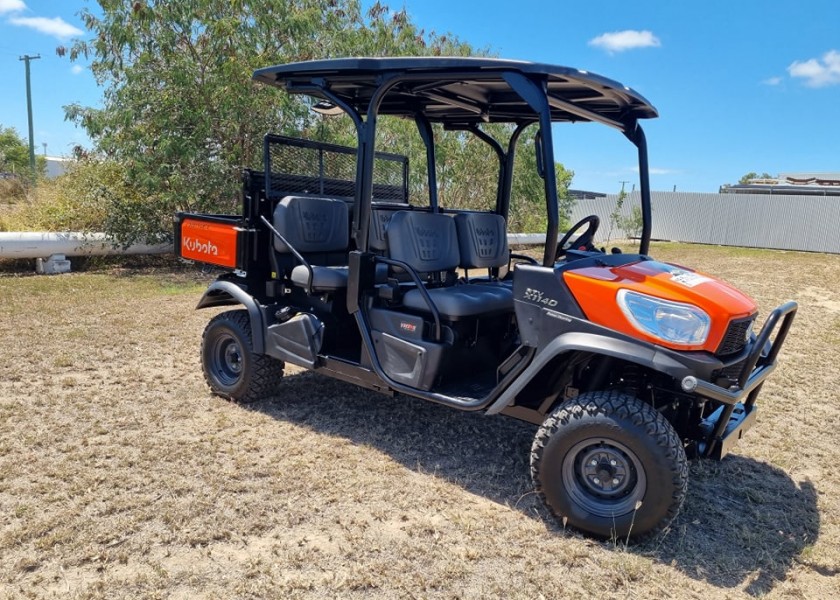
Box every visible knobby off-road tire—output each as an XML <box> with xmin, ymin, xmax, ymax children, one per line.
<box><xmin>201</xmin><ymin>309</ymin><xmax>284</xmax><ymax>403</ymax></box>
<box><xmin>531</xmin><ymin>390</ymin><xmax>688</xmax><ymax>541</ymax></box>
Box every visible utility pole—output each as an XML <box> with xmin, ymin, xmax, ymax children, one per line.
<box><xmin>619</xmin><ymin>180</ymin><xmax>629</xmax><ymax>194</ymax></box>
<box><xmin>19</xmin><ymin>54</ymin><xmax>41</xmax><ymax>178</ymax></box>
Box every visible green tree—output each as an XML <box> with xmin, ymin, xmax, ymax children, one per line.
<box><xmin>606</xmin><ymin>186</ymin><xmax>627</xmax><ymax>243</ymax></box>
<box><xmin>0</xmin><ymin>125</ymin><xmax>48</xmax><ymax>202</ymax></box>
<box><xmin>738</xmin><ymin>171</ymin><xmax>774</xmax><ymax>184</ymax></box>
<box><xmin>63</xmin><ymin>1</ymin><xmax>571</xmax><ymax>243</ymax></box>
<box><xmin>617</xmin><ymin>205</ymin><xmax>644</xmax><ymax>239</ymax></box>
<box><xmin>0</xmin><ymin>126</ymin><xmax>30</xmax><ymax>175</ymax></box>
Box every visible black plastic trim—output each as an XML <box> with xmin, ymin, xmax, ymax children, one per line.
<box><xmin>484</xmin><ymin>330</ymin><xmax>693</xmax><ymax>415</ymax></box>
<box><xmin>196</xmin><ymin>280</ymin><xmax>265</xmax><ymax>353</ymax></box>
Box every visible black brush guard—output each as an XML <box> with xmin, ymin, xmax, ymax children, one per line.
<box><xmin>682</xmin><ymin>301</ymin><xmax>798</xmax><ymax>459</ymax></box>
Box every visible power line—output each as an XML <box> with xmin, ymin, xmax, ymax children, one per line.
<box><xmin>19</xmin><ymin>53</ymin><xmax>41</xmax><ymax>177</ymax></box>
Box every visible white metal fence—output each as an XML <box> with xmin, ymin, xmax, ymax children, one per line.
<box><xmin>569</xmin><ymin>191</ymin><xmax>840</xmax><ymax>254</ymax></box>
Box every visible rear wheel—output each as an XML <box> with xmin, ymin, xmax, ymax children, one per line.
<box><xmin>531</xmin><ymin>390</ymin><xmax>687</xmax><ymax>541</ymax></box>
<box><xmin>201</xmin><ymin>309</ymin><xmax>284</xmax><ymax>403</ymax></box>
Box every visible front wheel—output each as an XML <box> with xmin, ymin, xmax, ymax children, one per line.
<box><xmin>201</xmin><ymin>309</ymin><xmax>284</xmax><ymax>403</ymax></box>
<box><xmin>531</xmin><ymin>391</ymin><xmax>687</xmax><ymax>541</ymax></box>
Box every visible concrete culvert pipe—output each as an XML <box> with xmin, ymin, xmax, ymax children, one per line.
<box><xmin>0</xmin><ymin>232</ymin><xmax>172</xmax><ymax>273</ymax></box>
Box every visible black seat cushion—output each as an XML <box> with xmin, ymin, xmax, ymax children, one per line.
<box><xmin>291</xmin><ymin>265</ymin><xmax>349</xmax><ymax>291</ymax></box>
<box><xmin>291</xmin><ymin>264</ymin><xmax>389</xmax><ymax>291</ymax></box>
<box><xmin>402</xmin><ymin>283</ymin><xmax>513</xmax><ymax>318</ymax></box>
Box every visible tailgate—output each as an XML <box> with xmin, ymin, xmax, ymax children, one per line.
<box><xmin>175</xmin><ymin>212</ymin><xmax>248</xmax><ymax>269</ymax></box>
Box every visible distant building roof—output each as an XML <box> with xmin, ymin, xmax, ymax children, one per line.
<box><xmin>721</xmin><ymin>172</ymin><xmax>840</xmax><ymax>196</ymax></box>
<box><xmin>45</xmin><ymin>156</ymin><xmax>73</xmax><ymax>179</ymax></box>
<box><xmin>568</xmin><ymin>189</ymin><xmax>607</xmax><ymax>200</ymax></box>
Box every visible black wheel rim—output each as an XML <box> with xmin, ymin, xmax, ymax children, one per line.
<box><xmin>561</xmin><ymin>438</ymin><xmax>646</xmax><ymax>518</ymax></box>
<box><xmin>211</xmin><ymin>333</ymin><xmax>243</xmax><ymax>387</ymax></box>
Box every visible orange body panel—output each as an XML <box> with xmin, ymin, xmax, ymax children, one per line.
<box><xmin>179</xmin><ymin>218</ymin><xmax>239</xmax><ymax>268</ymax></box>
<box><xmin>563</xmin><ymin>260</ymin><xmax>757</xmax><ymax>353</ymax></box>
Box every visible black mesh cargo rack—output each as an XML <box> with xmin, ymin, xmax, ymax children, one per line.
<box><xmin>264</xmin><ymin>134</ymin><xmax>408</xmax><ymax>203</ymax></box>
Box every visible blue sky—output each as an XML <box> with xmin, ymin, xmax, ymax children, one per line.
<box><xmin>0</xmin><ymin>0</ymin><xmax>837</xmax><ymax>193</ymax></box>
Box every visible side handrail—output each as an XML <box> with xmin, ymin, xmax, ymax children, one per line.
<box><xmin>374</xmin><ymin>255</ymin><xmax>443</xmax><ymax>341</ymax></box>
<box><xmin>259</xmin><ymin>215</ymin><xmax>315</xmax><ymax>294</ymax></box>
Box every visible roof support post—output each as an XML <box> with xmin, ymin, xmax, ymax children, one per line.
<box><xmin>624</xmin><ymin>122</ymin><xmax>652</xmax><ymax>255</ymax></box>
<box><xmin>502</xmin><ymin>73</ymin><xmax>559</xmax><ymax>266</ymax></box>
<box><xmin>500</xmin><ymin>122</ymin><xmax>531</xmax><ymax>221</ymax></box>
<box><xmin>466</xmin><ymin>125</ymin><xmax>506</xmax><ymax>215</ymax></box>
<box><xmin>354</xmin><ymin>75</ymin><xmax>402</xmax><ymax>251</ymax></box>
<box><xmin>415</xmin><ymin>114</ymin><xmax>439</xmax><ymax>212</ymax></box>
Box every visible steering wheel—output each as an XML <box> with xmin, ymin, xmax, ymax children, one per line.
<box><xmin>555</xmin><ymin>215</ymin><xmax>600</xmax><ymax>260</ymax></box>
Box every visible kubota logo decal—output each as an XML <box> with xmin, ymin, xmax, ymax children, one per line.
<box><xmin>183</xmin><ymin>236</ymin><xmax>219</xmax><ymax>256</ymax></box>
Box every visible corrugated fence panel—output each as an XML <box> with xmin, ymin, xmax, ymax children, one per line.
<box><xmin>728</xmin><ymin>195</ymin><xmax>772</xmax><ymax>249</ymax></box>
<box><xmin>652</xmin><ymin>193</ymin><xmax>693</xmax><ymax>241</ymax></box>
<box><xmin>801</xmin><ymin>196</ymin><xmax>840</xmax><ymax>253</ymax></box>
<box><xmin>568</xmin><ymin>191</ymin><xmax>840</xmax><ymax>254</ymax></box>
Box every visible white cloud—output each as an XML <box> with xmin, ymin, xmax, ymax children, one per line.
<box><xmin>631</xmin><ymin>166</ymin><xmax>676</xmax><ymax>176</ymax></box>
<box><xmin>649</xmin><ymin>167</ymin><xmax>675</xmax><ymax>176</ymax></box>
<box><xmin>788</xmin><ymin>50</ymin><xmax>840</xmax><ymax>87</ymax></box>
<box><xmin>8</xmin><ymin>15</ymin><xmax>83</xmax><ymax>39</ymax></box>
<box><xmin>0</xmin><ymin>0</ymin><xmax>26</xmax><ymax>15</ymax></box>
<box><xmin>589</xmin><ymin>30</ymin><xmax>661</xmax><ymax>54</ymax></box>
<box><xmin>70</xmin><ymin>64</ymin><xmax>83</xmax><ymax>75</ymax></box>
<box><xmin>762</xmin><ymin>76</ymin><xmax>782</xmax><ymax>86</ymax></box>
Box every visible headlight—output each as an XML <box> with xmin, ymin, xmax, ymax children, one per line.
<box><xmin>617</xmin><ymin>290</ymin><xmax>711</xmax><ymax>345</ymax></box>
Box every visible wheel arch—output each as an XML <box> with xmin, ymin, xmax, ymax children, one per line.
<box><xmin>487</xmin><ymin>331</ymin><xmax>689</xmax><ymax>416</ymax></box>
<box><xmin>197</xmin><ymin>280</ymin><xmax>265</xmax><ymax>353</ymax></box>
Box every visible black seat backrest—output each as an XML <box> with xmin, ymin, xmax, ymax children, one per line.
<box><xmin>369</xmin><ymin>205</ymin><xmax>408</xmax><ymax>253</ymax></box>
<box><xmin>386</xmin><ymin>211</ymin><xmax>460</xmax><ymax>273</ymax></box>
<box><xmin>273</xmin><ymin>195</ymin><xmax>349</xmax><ymax>254</ymax></box>
<box><xmin>453</xmin><ymin>212</ymin><xmax>509</xmax><ymax>269</ymax></box>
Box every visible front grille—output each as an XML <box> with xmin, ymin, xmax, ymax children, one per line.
<box><xmin>714</xmin><ymin>359</ymin><xmax>746</xmax><ymax>382</ymax></box>
<box><xmin>717</xmin><ymin>315</ymin><xmax>755</xmax><ymax>356</ymax></box>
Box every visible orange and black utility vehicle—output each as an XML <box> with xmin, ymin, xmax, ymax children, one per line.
<box><xmin>176</xmin><ymin>58</ymin><xmax>797</xmax><ymax>540</ymax></box>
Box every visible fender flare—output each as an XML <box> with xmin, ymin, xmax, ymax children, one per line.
<box><xmin>485</xmin><ymin>331</ymin><xmax>691</xmax><ymax>415</ymax></box>
<box><xmin>196</xmin><ymin>280</ymin><xmax>265</xmax><ymax>353</ymax></box>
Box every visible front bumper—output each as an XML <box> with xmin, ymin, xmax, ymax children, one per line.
<box><xmin>681</xmin><ymin>301</ymin><xmax>798</xmax><ymax>459</ymax></box>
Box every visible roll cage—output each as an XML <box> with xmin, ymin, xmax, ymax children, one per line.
<box><xmin>253</xmin><ymin>57</ymin><xmax>658</xmax><ymax>270</ymax></box>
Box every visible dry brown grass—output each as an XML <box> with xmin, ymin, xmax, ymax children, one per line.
<box><xmin>1</xmin><ymin>244</ymin><xmax>838</xmax><ymax>599</ymax></box>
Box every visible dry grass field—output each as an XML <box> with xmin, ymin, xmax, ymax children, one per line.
<box><xmin>1</xmin><ymin>244</ymin><xmax>838</xmax><ymax>599</ymax></box>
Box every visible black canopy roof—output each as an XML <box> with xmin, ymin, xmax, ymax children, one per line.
<box><xmin>253</xmin><ymin>57</ymin><xmax>658</xmax><ymax>129</ymax></box>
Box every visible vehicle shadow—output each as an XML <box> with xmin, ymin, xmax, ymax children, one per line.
<box><xmin>253</xmin><ymin>370</ymin><xmax>820</xmax><ymax>595</ymax></box>
<box><xmin>643</xmin><ymin>457</ymin><xmax>820</xmax><ymax>595</ymax></box>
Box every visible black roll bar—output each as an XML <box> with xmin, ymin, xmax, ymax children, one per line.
<box><xmin>502</xmin><ymin>72</ymin><xmax>559</xmax><ymax>266</ymax></box>
<box><xmin>624</xmin><ymin>122</ymin><xmax>652</xmax><ymax>256</ymax></box>
<box><xmin>415</xmin><ymin>114</ymin><xmax>439</xmax><ymax>212</ymax></box>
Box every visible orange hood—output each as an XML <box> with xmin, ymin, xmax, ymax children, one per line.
<box><xmin>563</xmin><ymin>260</ymin><xmax>757</xmax><ymax>353</ymax></box>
